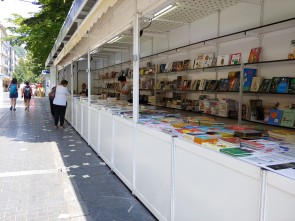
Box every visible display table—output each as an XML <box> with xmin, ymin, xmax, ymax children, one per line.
<box><xmin>68</xmin><ymin>100</ymin><xmax>295</xmax><ymax>221</ymax></box>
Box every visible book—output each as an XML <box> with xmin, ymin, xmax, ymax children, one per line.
<box><xmin>280</xmin><ymin>109</ymin><xmax>295</xmax><ymax>127</ymax></box>
<box><xmin>228</xmin><ymin>78</ymin><xmax>240</xmax><ymax>92</ymax></box>
<box><xmin>243</xmin><ymin>68</ymin><xmax>257</xmax><ymax>92</ymax></box>
<box><xmin>229</xmin><ymin>53</ymin><xmax>241</xmax><ymax>65</ymax></box>
<box><xmin>268</xmin><ymin>109</ymin><xmax>283</xmax><ymax>126</ymax></box>
<box><xmin>176</xmin><ymin>61</ymin><xmax>184</xmax><ymax>71</ymax></box>
<box><xmin>159</xmin><ymin>64</ymin><xmax>166</xmax><ymax>73</ymax></box>
<box><xmin>216</xmin><ymin>55</ymin><xmax>230</xmax><ymax>66</ymax></box>
<box><xmin>183</xmin><ymin>60</ymin><xmax>191</xmax><ymax>70</ymax></box>
<box><xmin>164</xmin><ymin>63</ymin><xmax>172</xmax><ymax>72</ymax></box>
<box><xmin>205</xmin><ymin>80</ymin><xmax>219</xmax><ymax>91</ymax></box>
<box><xmin>220</xmin><ymin>148</ymin><xmax>253</xmax><ymax>157</ymax></box>
<box><xmin>248</xmin><ymin>47</ymin><xmax>262</xmax><ymax>63</ymax></box>
<box><xmin>228</xmin><ymin>71</ymin><xmax>240</xmax><ymax>79</ymax></box>
<box><xmin>288</xmin><ymin>78</ymin><xmax>295</xmax><ymax>93</ymax></box>
<box><xmin>269</xmin><ymin>77</ymin><xmax>281</xmax><ymax>93</ymax></box>
<box><xmin>172</xmin><ymin>62</ymin><xmax>178</xmax><ymax>72</ymax></box>
<box><xmin>202</xmin><ymin>53</ymin><xmax>214</xmax><ymax>67</ymax></box>
<box><xmin>250</xmin><ymin>77</ymin><xmax>263</xmax><ymax>92</ymax></box>
<box><xmin>287</xmin><ymin>40</ymin><xmax>295</xmax><ymax>59</ymax></box>
<box><xmin>193</xmin><ymin>54</ymin><xmax>204</xmax><ymax>69</ymax></box>
<box><xmin>276</xmin><ymin>77</ymin><xmax>289</xmax><ymax>93</ymax></box>
<box><xmin>198</xmin><ymin>79</ymin><xmax>207</xmax><ymax>90</ymax></box>
<box><xmin>258</xmin><ymin>79</ymin><xmax>272</xmax><ymax>92</ymax></box>
<box><xmin>218</xmin><ymin>79</ymin><xmax>230</xmax><ymax>91</ymax></box>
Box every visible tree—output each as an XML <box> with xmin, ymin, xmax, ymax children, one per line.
<box><xmin>6</xmin><ymin>0</ymin><xmax>73</xmax><ymax>78</ymax></box>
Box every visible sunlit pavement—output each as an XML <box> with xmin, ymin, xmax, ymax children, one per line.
<box><xmin>0</xmin><ymin>95</ymin><xmax>156</xmax><ymax>221</ymax></box>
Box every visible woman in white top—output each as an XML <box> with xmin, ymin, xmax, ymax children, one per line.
<box><xmin>53</xmin><ymin>79</ymin><xmax>69</xmax><ymax>129</ymax></box>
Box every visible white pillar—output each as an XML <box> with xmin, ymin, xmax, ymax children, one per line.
<box><xmin>0</xmin><ymin>78</ymin><xmax>3</xmax><ymax>102</ymax></box>
<box><xmin>133</xmin><ymin>13</ymin><xmax>140</xmax><ymax>124</ymax></box>
<box><xmin>71</xmin><ymin>61</ymin><xmax>74</xmax><ymax>125</ymax></box>
<box><xmin>87</xmin><ymin>47</ymin><xmax>91</xmax><ymax>144</ymax></box>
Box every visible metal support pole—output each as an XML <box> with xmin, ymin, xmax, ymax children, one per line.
<box><xmin>71</xmin><ymin>61</ymin><xmax>74</xmax><ymax>125</ymax></box>
<box><xmin>87</xmin><ymin>46</ymin><xmax>91</xmax><ymax>144</ymax></box>
<box><xmin>238</xmin><ymin>62</ymin><xmax>244</xmax><ymax>125</ymax></box>
<box><xmin>133</xmin><ymin>13</ymin><xmax>140</xmax><ymax>124</ymax></box>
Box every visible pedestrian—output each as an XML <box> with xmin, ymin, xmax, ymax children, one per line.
<box><xmin>53</xmin><ymin>80</ymin><xmax>69</xmax><ymax>129</ymax></box>
<box><xmin>9</xmin><ymin>78</ymin><xmax>18</xmax><ymax>111</ymax></box>
<box><xmin>79</xmin><ymin>83</ymin><xmax>88</xmax><ymax>96</ymax></box>
<box><xmin>48</xmin><ymin>86</ymin><xmax>56</xmax><ymax>116</ymax></box>
<box><xmin>22</xmin><ymin>81</ymin><xmax>32</xmax><ymax>112</ymax></box>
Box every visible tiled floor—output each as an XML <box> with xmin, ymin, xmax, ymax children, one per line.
<box><xmin>0</xmin><ymin>94</ymin><xmax>157</xmax><ymax>221</ymax></box>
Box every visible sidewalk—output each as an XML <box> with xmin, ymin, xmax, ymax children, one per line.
<box><xmin>0</xmin><ymin>95</ymin><xmax>156</xmax><ymax>221</ymax></box>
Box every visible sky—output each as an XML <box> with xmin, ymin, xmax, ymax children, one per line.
<box><xmin>0</xmin><ymin>0</ymin><xmax>40</xmax><ymax>27</ymax></box>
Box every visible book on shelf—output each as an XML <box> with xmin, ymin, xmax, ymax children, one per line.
<box><xmin>229</xmin><ymin>53</ymin><xmax>242</xmax><ymax>65</ymax></box>
<box><xmin>276</xmin><ymin>77</ymin><xmax>289</xmax><ymax>93</ymax></box>
<box><xmin>205</xmin><ymin>80</ymin><xmax>219</xmax><ymax>91</ymax></box>
<box><xmin>268</xmin><ymin>109</ymin><xmax>283</xmax><ymax>126</ymax></box>
<box><xmin>172</xmin><ymin>62</ymin><xmax>178</xmax><ymax>72</ymax></box>
<box><xmin>228</xmin><ymin>71</ymin><xmax>240</xmax><ymax>79</ymax></box>
<box><xmin>216</xmin><ymin>54</ymin><xmax>230</xmax><ymax>66</ymax></box>
<box><xmin>183</xmin><ymin>59</ymin><xmax>191</xmax><ymax>70</ymax></box>
<box><xmin>193</xmin><ymin>54</ymin><xmax>204</xmax><ymax>69</ymax></box>
<box><xmin>159</xmin><ymin>64</ymin><xmax>166</xmax><ymax>73</ymax></box>
<box><xmin>228</xmin><ymin>78</ymin><xmax>240</xmax><ymax>92</ymax></box>
<box><xmin>287</xmin><ymin>39</ymin><xmax>295</xmax><ymax>59</ymax></box>
<box><xmin>280</xmin><ymin>109</ymin><xmax>295</xmax><ymax>127</ymax></box>
<box><xmin>164</xmin><ymin>62</ymin><xmax>172</xmax><ymax>72</ymax></box>
<box><xmin>218</xmin><ymin>79</ymin><xmax>230</xmax><ymax>91</ymax></box>
<box><xmin>250</xmin><ymin>77</ymin><xmax>263</xmax><ymax>92</ymax></box>
<box><xmin>176</xmin><ymin>61</ymin><xmax>184</xmax><ymax>71</ymax></box>
<box><xmin>288</xmin><ymin>78</ymin><xmax>295</xmax><ymax>93</ymax></box>
<box><xmin>248</xmin><ymin>47</ymin><xmax>262</xmax><ymax>63</ymax></box>
<box><xmin>202</xmin><ymin>53</ymin><xmax>214</xmax><ymax>67</ymax></box>
<box><xmin>258</xmin><ymin>79</ymin><xmax>272</xmax><ymax>93</ymax></box>
<box><xmin>243</xmin><ymin>68</ymin><xmax>257</xmax><ymax>92</ymax></box>
<box><xmin>269</xmin><ymin>77</ymin><xmax>281</xmax><ymax>93</ymax></box>
<box><xmin>198</xmin><ymin>79</ymin><xmax>207</xmax><ymax>90</ymax></box>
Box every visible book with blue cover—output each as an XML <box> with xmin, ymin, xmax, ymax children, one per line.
<box><xmin>243</xmin><ymin>68</ymin><xmax>257</xmax><ymax>91</ymax></box>
<box><xmin>268</xmin><ymin>109</ymin><xmax>283</xmax><ymax>126</ymax></box>
<box><xmin>276</xmin><ymin>77</ymin><xmax>289</xmax><ymax>93</ymax></box>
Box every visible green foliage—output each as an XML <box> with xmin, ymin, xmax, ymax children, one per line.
<box><xmin>6</xmin><ymin>0</ymin><xmax>73</xmax><ymax>79</ymax></box>
<box><xmin>13</xmin><ymin>46</ymin><xmax>26</xmax><ymax>58</ymax></box>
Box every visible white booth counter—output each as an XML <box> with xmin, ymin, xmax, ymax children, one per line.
<box><xmin>69</xmin><ymin>99</ymin><xmax>295</xmax><ymax>221</ymax></box>
<box><xmin>174</xmin><ymin>137</ymin><xmax>262</xmax><ymax>221</ymax></box>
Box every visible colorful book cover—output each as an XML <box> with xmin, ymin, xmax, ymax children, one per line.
<box><xmin>287</xmin><ymin>40</ymin><xmax>295</xmax><ymax>59</ymax></box>
<box><xmin>183</xmin><ymin>60</ymin><xmax>191</xmax><ymax>70</ymax></box>
<box><xmin>198</xmin><ymin>79</ymin><xmax>207</xmax><ymax>90</ymax></box>
<box><xmin>258</xmin><ymin>79</ymin><xmax>272</xmax><ymax>92</ymax></box>
<box><xmin>228</xmin><ymin>71</ymin><xmax>241</xmax><ymax>79</ymax></box>
<box><xmin>216</xmin><ymin>55</ymin><xmax>230</xmax><ymax>66</ymax></box>
<box><xmin>220</xmin><ymin>148</ymin><xmax>252</xmax><ymax>157</ymax></box>
<box><xmin>243</xmin><ymin>68</ymin><xmax>257</xmax><ymax>92</ymax></box>
<box><xmin>248</xmin><ymin>47</ymin><xmax>262</xmax><ymax>63</ymax></box>
<box><xmin>205</xmin><ymin>80</ymin><xmax>219</xmax><ymax>91</ymax></box>
<box><xmin>218</xmin><ymin>79</ymin><xmax>230</xmax><ymax>91</ymax></box>
<box><xmin>280</xmin><ymin>109</ymin><xmax>295</xmax><ymax>127</ymax></box>
<box><xmin>159</xmin><ymin>64</ymin><xmax>166</xmax><ymax>73</ymax></box>
<box><xmin>288</xmin><ymin>78</ymin><xmax>295</xmax><ymax>93</ymax></box>
<box><xmin>193</xmin><ymin>54</ymin><xmax>204</xmax><ymax>69</ymax></box>
<box><xmin>269</xmin><ymin>77</ymin><xmax>281</xmax><ymax>93</ymax></box>
<box><xmin>229</xmin><ymin>53</ymin><xmax>241</xmax><ymax>65</ymax></box>
<box><xmin>276</xmin><ymin>77</ymin><xmax>289</xmax><ymax>93</ymax></box>
<box><xmin>228</xmin><ymin>78</ymin><xmax>240</xmax><ymax>91</ymax></box>
<box><xmin>172</xmin><ymin>62</ymin><xmax>178</xmax><ymax>72</ymax></box>
<box><xmin>176</xmin><ymin>61</ymin><xmax>184</xmax><ymax>71</ymax></box>
<box><xmin>250</xmin><ymin>77</ymin><xmax>263</xmax><ymax>92</ymax></box>
<box><xmin>202</xmin><ymin>53</ymin><xmax>214</xmax><ymax>67</ymax></box>
<box><xmin>268</xmin><ymin>109</ymin><xmax>283</xmax><ymax>126</ymax></box>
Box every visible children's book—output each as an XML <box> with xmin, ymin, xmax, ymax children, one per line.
<box><xmin>194</xmin><ymin>54</ymin><xmax>204</xmax><ymax>69</ymax></box>
<box><xmin>287</xmin><ymin>40</ymin><xmax>295</xmax><ymax>59</ymax></box>
<box><xmin>280</xmin><ymin>109</ymin><xmax>295</xmax><ymax>127</ymax></box>
<box><xmin>228</xmin><ymin>71</ymin><xmax>241</xmax><ymax>79</ymax></box>
<box><xmin>248</xmin><ymin>47</ymin><xmax>262</xmax><ymax>63</ymax></box>
<box><xmin>268</xmin><ymin>109</ymin><xmax>283</xmax><ymax>126</ymax></box>
<box><xmin>276</xmin><ymin>77</ymin><xmax>289</xmax><ymax>93</ymax></box>
<box><xmin>218</xmin><ymin>79</ymin><xmax>230</xmax><ymax>91</ymax></box>
<box><xmin>202</xmin><ymin>53</ymin><xmax>214</xmax><ymax>67</ymax></box>
<box><xmin>250</xmin><ymin>77</ymin><xmax>263</xmax><ymax>92</ymax></box>
<box><xmin>230</xmin><ymin>78</ymin><xmax>240</xmax><ymax>92</ymax></box>
<box><xmin>216</xmin><ymin>55</ymin><xmax>230</xmax><ymax>66</ymax></box>
<box><xmin>183</xmin><ymin>60</ymin><xmax>191</xmax><ymax>70</ymax></box>
<box><xmin>172</xmin><ymin>62</ymin><xmax>178</xmax><ymax>72</ymax></box>
<box><xmin>205</xmin><ymin>80</ymin><xmax>219</xmax><ymax>91</ymax></box>
<box><xmin>229</xmin><ymin>53</ymin><xmax>242</xmax><ymax>65</ymax></box>
<box><xmin>269</xmin><ymin>77</ymin><xmax>281</xmax><ymax>93</ymax></box>
<box><xmin>164</xmin><ymin>62</ymin><xmax>172</xmax><ymax>72</ymax></box>
<box><xmin>258</xmin><ymin>79</ymin><xmax>272</xmax><ymax>92</ymax></box>
<box><xmin>176</xmin><ymin>61</ymin><xmax>184</xmax><ymax>71</ymax></box>
<box><xmin>288</xmin><ymin>78</ymin><xmax>295</xmax><ymax>93</ymax></box>
<box><xmin>159</xmin><ymin>64</ymin><xmax>166</xmax><ymax>73</ymax></box>
<box><xmin>243</xmin><ymin>68</ymin><xmax>257</xmax><ymax>92</ymax></box>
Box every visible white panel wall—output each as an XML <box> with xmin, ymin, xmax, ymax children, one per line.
<box><xmin>263</xmin><ymin>0</ymin><xmax>295</xmax><ymax>24</ymax></box>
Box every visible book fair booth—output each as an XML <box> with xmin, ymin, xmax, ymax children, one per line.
<box><xmin>46</xmin><ymin>0</ymin><xmax>295</xmax><ymax>220</ymax></box>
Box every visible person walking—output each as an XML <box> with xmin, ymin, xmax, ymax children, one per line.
<box><xmin>53</xmin><ymin>80</ymin><xmax>69</xmax><ymax>129</ymax></box>
<box><xmin>9</xmin><ymin>78</ymin><xmax>18</xmax><ymax>111</ymax></box>
<box><xmin>22</xmin><ymin>81</ymin><xmax>32</xmax><ymax>112</ymax></box>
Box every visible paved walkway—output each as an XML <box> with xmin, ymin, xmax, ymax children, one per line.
<box><xmin>0</xmin><ymin>94</ymin><xmax>156</xmax><ymax>221</ymax></box>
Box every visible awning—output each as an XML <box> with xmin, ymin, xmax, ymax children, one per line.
<box><xmin>54</xmin><ymin>0</ymin><xmax>118</xmax><ymax>66</ymax></box>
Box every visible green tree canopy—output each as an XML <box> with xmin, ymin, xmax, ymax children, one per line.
<box><xmin>6</xmin><ymin>0</ymin><xmax>73</xmax><ymax>78</ymax></box>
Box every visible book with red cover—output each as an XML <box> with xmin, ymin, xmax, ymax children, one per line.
<box><xmin>229</xmin><ymin>53</ymin><xmax>241</xmax><ymax>65</ymax></box>
<box><xmin>248</xmin><ymin>47</ymin><xmax>262</xmax><ymax>63</ymax></box>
